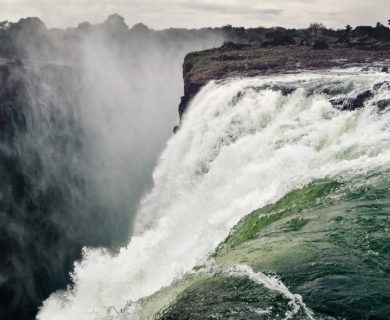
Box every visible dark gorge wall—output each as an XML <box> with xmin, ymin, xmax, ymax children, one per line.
<box><xmin>0</xmin><ymin>61</ymin><xmax>135</xmax><ymax>319</ymax></box>
<box><xmin>0</xmin><ymin>62</ymin><xmax>79</xmax><ymax>318</ymax></box>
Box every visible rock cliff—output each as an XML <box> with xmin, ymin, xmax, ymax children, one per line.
<box><xmin>178</xmin><ymin>42</ymin><xmax>390</xmax><ymax>120</ymax></box>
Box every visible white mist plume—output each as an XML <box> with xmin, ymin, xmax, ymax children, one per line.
<box><xmin>0</xmin><ymin>15</ymin><xmax>224</xmax><ymax>317</ymax></box>
<box><xmin>69</xmin><ymin>20</ymin><xmax>226</xmax><ymax>236</ymax></box>
<box><xmin>17</xmin><ymin>16</ymin><xmax>226</xmax><ymax>242</ymax></box>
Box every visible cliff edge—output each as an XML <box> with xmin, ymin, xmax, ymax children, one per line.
<box><xmin>178</xmin><ymin>43</ymin><xmax>390</xmax><ymax>121</ymax></box>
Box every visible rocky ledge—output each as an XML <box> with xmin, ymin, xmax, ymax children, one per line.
<box><xmin>177</xmin><ymin>42</ymin><xmax>390</xmax><ymax>123</ymax></box>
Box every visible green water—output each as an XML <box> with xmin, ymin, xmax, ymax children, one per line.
<box><xmin>158</xmin><ymin>274</ymin><xmax>311</xmax><ymax>320</ymax></box>
<box><xmin>146</xmin><ymin>170</ymin><xmax>390</xmax><ymax>320</ymax></box>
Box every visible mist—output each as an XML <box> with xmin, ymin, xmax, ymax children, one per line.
<box><xmin>0</xmin><ymin>14</ymin><xmax>224</xmax><ymax>319</ymax></box>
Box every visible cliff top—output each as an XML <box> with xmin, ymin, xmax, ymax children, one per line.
<box><xmin>178</xmin><ymin>43</ymin><xmax>390</xmax><ymax>119</ymax></box>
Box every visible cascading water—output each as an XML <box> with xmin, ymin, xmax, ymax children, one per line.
<box><xmin>38</xmin><ymin>68</ymin><xmax>390</xmax><ymax>319</ymax></box>
<box><xmin>0</xmin><ymin>22</ymin><xmax>224</xmax><ymax>319</ymax></box>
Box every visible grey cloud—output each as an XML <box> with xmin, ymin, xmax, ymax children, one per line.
<box><xmin>177</xmin><ymin>2</ymin><xmax>283</xmax><ymax>16</ymax></box>
<box><xmin>0</xmin><ymin>0</ymin><xmax>389</xmax><ymax>29</ymax></box>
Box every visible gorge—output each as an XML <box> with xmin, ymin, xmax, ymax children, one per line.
<box><xmin>0</xmin><ymin>14</ymin><xmax>389</xmax><ymax>320</ymax></box>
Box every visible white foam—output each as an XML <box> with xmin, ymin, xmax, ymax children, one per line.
<box><xmin>224</xmin><ymin>265</ymin><xmax>315</xmax><ymax>320</ymax></box>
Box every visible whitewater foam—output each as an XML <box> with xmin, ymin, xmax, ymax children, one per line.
<box><xmin>38</xmin><ymin>69</ymin><xmax>390</xmax><ymax>320</ymax></box>
<box><xmin>225</xmin><ymin>265</ymin><xmax>315</xmax><ymax>320</ymax></box>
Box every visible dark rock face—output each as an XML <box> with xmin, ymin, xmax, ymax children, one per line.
<box><xmin>375</xmin><ymin>99</ymin><xmax>390</xmax><ymax>110</ymax></box>
<box><xmin>330</xmin><ymin>90</ymin><xmax>373</xmax><ymax>111</ymax></box>
<box><xmin>329</xmin><ymin>81</ymin><xmax>390</xmax><ymax>111</ymax></box>
<box><xmin>0</xmin><ymin>61</ymin><xmax>131</xmax><ymax>320</ymax></box>
<box><xmin>0</xmin><ymin>61</ymin><xmax>83</xmax><ymax>320</ymax></box>
<box><xmin>373</xmin><ymin>81</ymin><xmax>390</xmax><ymax>91</ymax></box>
<box><xmin>178</xmin><ymin>83</ymin><xmax>203</xmax><ymax>120</ymax></box>
<box><xmin>173</xmin><ymin>125</ymin><xmax>180</xmax><ymax>134</ymax></box>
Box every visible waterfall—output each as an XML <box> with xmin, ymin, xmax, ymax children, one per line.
<box><xmin>38</xmin><ymin>68</ymin><xmax>390</xmax><ymax>320</ymax></box>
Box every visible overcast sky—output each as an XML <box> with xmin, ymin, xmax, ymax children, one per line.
<box><xmin>1</xmin><ymin>0</ymin><xmax>389</xmax><ymax>30</ymax></box>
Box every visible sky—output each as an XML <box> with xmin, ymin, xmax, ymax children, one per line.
<box><xmin>1</xmin><ymin>0</ymin><xmax>389</xmax><ymax>30</ymax></box>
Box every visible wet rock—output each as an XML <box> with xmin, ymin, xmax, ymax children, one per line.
<box><xmin>330</xmin><ymin>90</ymin><xmax>373</xmax><ymax>111</ymax></box>
<box><xmin>373</xmin><ymin>81</ymin><xmax>390</xmax><ymax>91</ymax></box>
<box><xmin>179</xmin><ymin>83</ymin><xmax>203</xmax><ymax>120</ymax></box>
<box><xmin>173</xmin><ymin>125</ymin><xmax>180</xmax><ymax>134</ymax></box>
<box><xmin>374</xmin><ymin>99</ymin><xmax>390</xmax><ymax>111</ymax></box>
